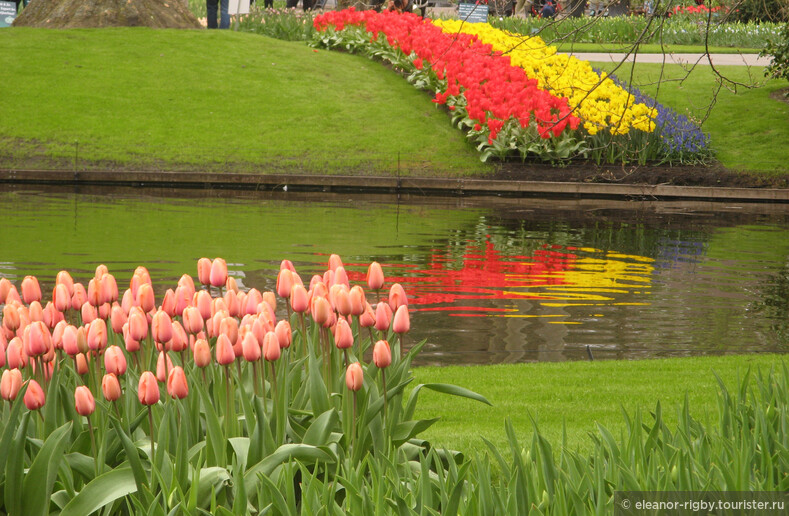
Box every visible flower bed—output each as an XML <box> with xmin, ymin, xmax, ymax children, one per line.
<box><xmin>312</xmin><ymin>9</ymin><xmax>710</xmax><ymax>165</ymax></box>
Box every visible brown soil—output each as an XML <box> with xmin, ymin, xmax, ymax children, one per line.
<box><xmin>13</xmin><ymin>0</ymin><xmax>203</xmax><ymax>29</ymax></box>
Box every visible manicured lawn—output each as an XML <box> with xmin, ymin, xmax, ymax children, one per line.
<box><xmin>554</xmin><ymin>42</ymin><xmax>763</xmax><ymax>54</ymax></box>
<box><xmin>413</xmin><ymin>353</ymin><xmax>785</xmax><ymax>454</ymax></box>
<box><xmin>0</xmin><ymin>28</ymin><xmax>487</xmax><ymax>175</ymax></box>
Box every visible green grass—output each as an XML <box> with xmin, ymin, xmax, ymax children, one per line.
<box><xmin>552</xmin><ymin>42</ymin><xmax>762</xmax><ymax>54</ymax></box>
<box><xmin>0</xmin><ymin>27</ymin><xmax>488</xmax><ymax>176</ymax></box>
<box><xmin>592</xmin><ymin>61</ymin><xmax>789</xmax><ymax>173</ymax></box>
<box><xmin>412</xmin><ymin>353</ymin><xmax>785</xmax><ymax>455</ymax></box>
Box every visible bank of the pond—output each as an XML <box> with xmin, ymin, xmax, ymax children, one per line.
<box><xmin>412</xmin><ymin>353</ymin><xmax>786</xmax><ymax>454</ymax></box>
<box><xmin>2</xmin><ymin>168</ymin><xmax>788</xmax><ymax>202</ymax></box>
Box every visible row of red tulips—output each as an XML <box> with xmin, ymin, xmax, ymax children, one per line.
<box><xmin>313</xmin><ymin>9</ymin><xmax>581</xmax><ymax>143</ymax></box>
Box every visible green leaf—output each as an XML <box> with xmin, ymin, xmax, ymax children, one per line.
<box><xmin>302</xmin><ymin>408</ymin><xmax>339</xmax><ymax>446</ymax></box>
<box><xmin>111</xmin><ymin>417</ymin><xmax>149</xmax><ymax>494</ymax></box>
<box><xmin>243</xmin><ymin>444</ymin><xmax>334</xmax><ymax>501</ymax></box>
<box><xmin>0</xmin><ymin>393</ymin><xmax>26</xmax><ymax>484</ymax></box>
<box><xmin>196</xmin><ymin>467</ymin><xmax>231</xmax><ymax>510</ymax></box>
<box><xmin>60</xmin><ymin>467</ymin><xmax>137</xmax><ymax>516</ymax></box>
<box><xmin>420</xmin><ymin>383</ymin><xmax>492</xmax><ymax>406</ymax></box>
<box><xmin>5</xmin><ymin>411</ymin><xmax>31</xmax><ymax>516</ymax></box>
<box><xmin>391</xmin><ymin>418</ymin><xmax>440</xmax><ymax>445</ymax></box>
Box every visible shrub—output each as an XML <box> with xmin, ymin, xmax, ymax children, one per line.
<box><xmin>761</xmin><ymin>20</ymin><xmax>789</xmax><ymax>83</ymax></box>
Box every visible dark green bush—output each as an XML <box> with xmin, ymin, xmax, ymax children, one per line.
<box><xmin>761</xmin><ymin>21</ymin><xmax>789</xmax><ymax>83</ymax></box>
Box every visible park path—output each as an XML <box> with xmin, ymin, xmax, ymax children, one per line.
<box><xmin>552</xmin><ymin>52</ymin><xmax>768</xmax><ymax>67</ymax></box>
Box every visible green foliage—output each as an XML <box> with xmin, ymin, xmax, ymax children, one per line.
<box><xmin>235</xmin><ymin>7</ymin><xmax>317</xmax><ymax>41</ymax></box>
<box><xmin>761</xmin><ymin>21</ymin><xmax>789</xmax><ymax>83</ymax></box>
<box><xmin>725</xmin><ymin>0</ymin><xmax>789</xmax><ymax>23</ymax></box>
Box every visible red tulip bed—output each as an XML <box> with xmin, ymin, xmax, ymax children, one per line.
<box><xmin>311</xmin><ymin>9</ymin><xmax>707</xmax><ymax>165</ymax></box>
<box><xmin>0</xmin><ymin>256</ymin><xmax>488</xmax><ymax>514</ymax></box>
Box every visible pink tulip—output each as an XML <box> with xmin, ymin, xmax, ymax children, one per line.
<box><xmin>81</xmin><ymin>302</ymin><xmax>97</xmax><ymax>324</ymax></box>
<box><xmin>178</xmin><ymin>274</ymin><xmax>196</xmax><ymax>299</ymax></box>
<box><xmin>87</xmin><ymin>318</ymin><xmax>108</xmax><ymax>352</ymax></box>
<box><xmin>332</xmin><ymin>285</ymin><xmax>351</xmax><ymax>317</ymax></box>
<box><xmin>346</xmin><ymin>362</ymin><xmax>364</xmax><ymax>391</ymax></box>
<box><xmin>127</xmin><ymin>307</ymin><xmax>148</xmax><ymax>342</ymax></box>
<box><xmin>95</xmin><ymin>264</ymin><xmax>109</xmax><ymax>280</ymax></box>
<box><xmin>241</xmin><ymin>331</ymin><xmax>261</xmax><ymax>362</ymax></box>
<box><xmin>2</xmin><ymin>304</ymin><xmax>20</xmax><ymax>332</ymax></box>
<box><xmin>74</xmin><ymin>385</ymin><xmax>96</xmax><ymax>416</ymax></box>
<box><xmin>197</xmin><ymin>258</ymin><xmax>212</xmax><ymax>286</ymax></box>
<box><xmin>61</xmin><ymin>325</ymin><xmax>80</xmax><ymax>356</ymax></box>
<box><xmin>121</xmin><ymin>288</ymin><xmax>134</xmax><ymax>315</ymax></box>
<box><xmin>366</xmin><ymin>261</ymin><xmax>385</xmax><ymax>291</ymax></box>
<box><xmin>334</xmin><ymin>318</ymin><xmax>353</xmax><ymax>350</ymax></box>
<box><xmin>262</xmin><ymin>331</ymin><xmax>280</xmax><ymax>362</ymax></box>
<box><xmin>28</xmin><ymin>301</ymin><xmax>43</xmax><ymax>323</ymax></box>
<box><xmin>290</xmin><ymin>285</ymin><xmax>309</xmax><ymax>313</ymax></box>
<box><xmin>375</xmin><ymin>302</ymin><xmax>393</xmax><ymax>332</ymax></box>
<box><xmin>0</xmin><ymin>369</ymin><xmax>23</xmax><ymax>401</ymax></box>
<box><xmin>99</xmin><ymin>273</ymin><xmax>118</xmax><ymax>304</ymax></box>
<box><xmin>26</xmin><ymin>320</ymin><xmax>52</xmax><ymax>357</ymax></box>
<box><xmin>328</xmin><ymin>254</ymin><xmax>343</xmax><ymax>271</ymax></box>
<box><xmin>226</xmin><ymin>276</ymin><xmax>238</xmax><ymax>293</ymax></box>
<box><xmin>274</xmin><ymin>320</ymin><xmax>292</xmax><ymax>349</ymax></box>
<box><xmin>87</xmin><ymin>278</ymin><xmax>101</xmax><ymax>307</ymax></box>
<box><xmin>71</xmin><ymin>283</ymin><xmax>88</xmax><ymax>311</ymax></box>
<box><xmin>156</xmin><ymin>351</ymin><xmax>174</xmax><ymax>382</ymax></box>
<box><xmin>388</xmin><ymin>283</ymin><xmax>408</xmax><ymax>312</ymax></box>
<box><xmin>392</xmin><ymin>305</ymin><xmax>410</xmax><ymax>335</ymax></box>
<box><xmin>0</xmin><ymin>277</ymin><xmax>11</xmax><ymax>304</ymax></box>
<box><xmin>56</xmin><ymin>270</ymin><xmax>75</xmax><ymax>297</ymax></box>
<box><xmin>373</xmin><ymin>340</ymin><xmax>392</xmax><ymax>369</ymax></box>
<box><xmin>111</xmin><ymin>304</ymin><xmax>128</xmax><ymax>333</ymax></box>
<box><xmin>53</xmin><ymin>283</ymin><xmax>71</xmax><ymax>312</ymax></box>
<box><xmin>166</xmin><ymin>366</ymin><xmax>189</xmax><ymax>399</ymax></box>
<box><xmin>349</xmin><ymin>286</ymin><xmax>366</xmax><ymax>316</ymax></box>
<box><xmin>209</xmin><ymin>258</ymin><xmax>228</xmax><ymax>288</ymax></box>
<box><xmin>359</xmin><ymin>303</ymin><xmax>376</xmax><ymax>328</ymax></box>
<box><xmin>182</xmin><ymin>306</ymin><xmax>204</xmax><ymax>335</ymax></box>
<box><xmin>311</xmin><ymin>296</ymin><xmax>332</xmax><ymax>328</ymax></box>
<box><xmin>277</xmin><ymin>269</ymin><xmax>293</xmax><ymax>299</ymax></box>
<box><xmin>215</xmin><ymin>334</ymin><xmax>235</xmax><ymax>365</ymax></box>
<box><xmin>137</xmin><ymin>283</ymin><xmax>155</xmax><ymax>313</ymax></box>
<box><xmin>138</xmin><ymin>371</ymin><xmax>160</xmax><ymax>405</ymax></box>
<box><xmin>151</xmin><ymin>310</ymin><xmax>173</xmax><ymax>346</ymax></box>
<box><xmin>21</xmin><ymin>276</ymin><xmax>42</xmax><ymax>305</ymax></box>
<box><xmin>161</xmin><ymin>289</ymin><xmax>176</xmax><ymax>318</ymax></box>
<box><xmin>193</xmin><ymin>339</ymin><xmax>212</xmax><ymax>368</ymax></box>
<box><xmin>195</xmin><ymin>290</ymin><xmax>212</xmax><ymax>321</ymax></box>
<box><xmin>104</xmin><ymin>345</ymin><xmax>127</xmax><ymax>376</ymax></box>
<box><xmin>224</xmin><ymin>289</ymin><xmax>240</xmax><ymax>317</ymax></box>
<box><xmin>75</xmin><ymin>353</ymin><xmax>90</xmax><ymax>375</ymax></box>
<box><xmin>102</xmin><ymin>373</ymin><xmax>121</xmax><ymax>401</ymax></box>
<box><xmin>334</xmin><ymin>266</ymin><xmax>350</xmax><ymax>289</ymax></box>
<box><xmin>170</xmin><ymin>321</ymin><xmax>188</xmax><ymax>353</ymax></box>
<box><xmin>24</xmin><ymin>379</ymin><xmax>46</xmax><ymax>410</ymax></box>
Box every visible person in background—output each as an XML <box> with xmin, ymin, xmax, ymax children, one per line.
<box><xmin>206</xmin><ymin>0</ymin><xmax>229</xmax><ymax>28</ymax></box>
<box><xmin>540</xmin><ymin>0</ymin><xmax>555</xmax><ymax>17</ymax></box>
<box><xmin>513</xmin><ymin>0</ymin><xmax>533</xmax><ymax>17</ymax></box>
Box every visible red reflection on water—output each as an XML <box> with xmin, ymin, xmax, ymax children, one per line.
<box><xmin>346</xmin><ymin>238</ymin><xmax>577</xmax><ymax>316</ymax></box>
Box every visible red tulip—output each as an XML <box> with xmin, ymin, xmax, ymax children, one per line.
<box><xmin>74</xmin><ymin>385</ymin><xmax>96</xmax><ymax>416</ymax></box>
<box><xmin>104</xmin><ymin>345</ymin><xmax>128</xmax><ymax>376</ymax></box>
<box><xmin>193</xmin><ymin>338</ymin><xmax>212</xmax><ymax>368</ymax></box>
<box><xmin>21</xmin><ymin>276</ymin><xmax>42</xmax><ymax>305</ymax></box>
<box><xmin>209</xmin><ymin>258</ymin><xmax>228</xmax><ymax>288</ymax></box>
<box><xmin>367</xmin><ymin>261</ymin><xmax>385</xmax><ymax>291</ymax></box>
<box><xmin>346</xmin><ymin>362</ymin><xmax>364</xmax><ymax>391</ymax></box>
<box><xmin>102</xmin><ymin>373</ymin><xmax>122</xmax><ymax>401</ymax></box>
<box><xmin>166</xmin><ymin>366</ymin><xmax>189</xmax><ymax>399</ymax></box>
<box><xmin>0</xmin><ymin>369</ymin><xmax>23</xmax><ymax>401</ymax></box>
<box><xmin>373</xmin><ymin>340</ymin><xmax>391</xmax><ymax>369</ymax></box>
<box><xmin>138</xmin><ymin>371</ymin><xmax>160</xmax><ymax>405</ymax></box>
<box><xmin>24</xmin><ymin>379</ymin><xmax>46</xmax><ymax>410</ymax></box>
<box><xmin>215</xmin><ymin>334</ymin><xmax>235</xmax><ymax>365</ymax></box>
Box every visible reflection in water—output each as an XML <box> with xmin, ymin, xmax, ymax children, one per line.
<box><xmin>0</xmin><ymin>186</ymin><xmax>787</xmax><ymax>365</ymax></box>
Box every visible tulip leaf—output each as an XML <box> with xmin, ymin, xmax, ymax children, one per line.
<box><xmin>420</xmin><ymin>383</ymin><xmax>492</xmax><ymax>406</ymax></box>
<box><xmin>244</xmin><ymin>444</ymin><xmax>334</xmax><ymax>500</ymax></box>
<box><xmin>0</xmin><ymin>393</ymin><xmax>26</xmax><ymax>485</ymax></box>
<box><xmin>111</xmin><ymin>417</ymin><xmax>149</xmax><ymax>494</ymax></box>
<box><xmin>60</xmin><ymin>466</ymin><xmax>137</xmax><ymax>516</ymax></box>
<box><xmin>196</xmin><ymin>466</ymin><xmax>231</xmax><ymax>510</ymax></box>
<box><xmin>64</xmin><ymin>452</ymin><xmax>97</xmax><ymax>481</ymax></box>
<box><xmin>5</xmin><ymin>410</ymin><xmax>31</xmax><ymax>516</ymax></box>
<box><xmin>22</xmin><ymin>420</ymin><xmax>72</xmax><ymax>516</ymax></box>
<box><xmin>302</xmin><ymin>408</ymin><xmax>339</xmax><ymax>446</ymax></box>
<box><xmin>197</xmin><ymin>383</ymin><xmax>226</xmax><ymax>467</ymax></box>
<box><xmin>229</xmin><ymin>437</ymin><xmax>250</xmax><ymax>470</ymax></box>
<box><xmin>391</xmin><ymin>418</ymin><xmax>440</xmax><ymax>445</ymax></box>
<box><xmin>308</xmin><ymin>351</ymin><xmax>330</xmax><ymax>416</ymax></box>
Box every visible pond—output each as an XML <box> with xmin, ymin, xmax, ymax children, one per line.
<box><xmin>1</xmin><ymin>185</ymin><xmax>787</xmax><ymax>365</ymax></box>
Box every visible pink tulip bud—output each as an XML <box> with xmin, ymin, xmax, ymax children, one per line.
<box><xmin>290</xmin><ymin>285</ymin><xmax>309</xmax><ymax>313</ymax></box>
<box><xmin>21</xmin><ymin>276</ymin><xmax>42</xmax><ymax>305</ymax></box>
<box><xmin>346</xmin><ymin>362</ymin><xmax>364</xmax><ymax>392</ymax></box>
<box><xmin>56</xmin><ymin>270</ymin><xmax>75</xmax><ymax>297</ymax></box>
<box><xmin>24</xmin><ymin>379</ymin><xmax>46</xmax><ymax>410</ymax></box>
<box><xmin>276</xmin><ymin>269</ymin><xmax>293</xmax><ymax>300</ymax></box>
<box><xmin>193</xmin><ymin>339</ymin><xmax>212</xmax><ymax>368</ymax></box>
<box><xmin>178</xmin><ymin>274</ymin><xmax>196</xmax><ymax>299</ymax></box>
<box><xmin>99</xmin><ymin>273</ymin><xmax>118</xmax><ymax>304</ymax></box>
<box><xmin>195</xmin><ymin>290</ymin><xmax>212</xmax><ymax>321</ymax></box>
<box><xmin>388</xmin><ymin>283</ymin><xmax>408</xmax><ymax>312</ymax></box>
<box><xmin>61</xmin><ymin>325</ymin><xmax>80</xmax><ymax>356</ymax></box>
<box><xmin>166</xmin><ymin>366</ymin><xmax>189</xmax><ymax>399</ymax></box>
<box><xmin>75</xmin><ymin>353</ymin><xmax>89</xmax><ymax>375</ymax></box>
<box><xmin>328</xmin><ymin>254</ymin><xmax>343</xmax><ymax>272</ymax></box>
<box><xmin>262</xmin><ymin>291</ymin><xmax>277</xmax><ymax>314</ymax></box>
<box><xmin>375</xmin><ymin>302</ymin><xmax>393</xmax><ymax>332</ymax></box>
<box><xmin>334</xmin><ymin>266</ymin><xmax>350</xmax><ymax>289</ymax></box>
<box><xmin>74</xmin><ymin>385</ymin><xmax>96</xmax><ymax>416</ymax></box>
<box><xmin>274</xmin><ymin>320</ymin><xmax>292</xmax><ymax>349</ymax></box>
<box><xmin>104</xmin><ymin>345</ymin><xmax>128</xmax><ymax>376</ymax></box>
<box><xmin>71</xmin><ymin>283</ymin><xmax>87</xmax><ymax>311</ymax></box>
<box><xmin>161</xmin><ymin>289</ymin><xmax>176</xmax><ymax>318</ymax></box>
<box><xmin>226</xmin><ymin>276</ymin><xmax>239</xmax><ymax>294</ymax></box>
<box><xmin>311</xmin><ymin>296</ymin><xmax>332</xmax><ymax>328</ymax></box>
<box><xmin>156</xmin><ymin>351</ymin><xmax>174</xmax><ymax>382</ymax></box>
<box><xmin>28</xmin><ymin>301</ymin><xmax>44</xmax><ymax>322</ymax></box>
<box><xmin>138</xmin><ymin>371</ymin><xmax>160</xmax><ymax>406</ymax></box>
<box><xmin>392</xmin><ymin>305</ymin><xmax>411</xmax><ymax>334</ymax></box>
<box><xmin>367</xmin><ymin>261</ymin><xmax>385</xmax><ymax>291</ymax></box>
<box><xmin>87</xmin><ymin>318</ymin><xmax>108</xmax><ymax>352</ymax></box>
<box><xmin>137</xmin><ymin>283</ymin><xmax>156</xmax><ymax>313</ymax></box>
<box><xmin>182</xmin><ymin>306</ymin><xmax>204</xmax><ymax>335</ymax></box>
<box><xmin>197</xmin><ymin>258</ymin><xmax>212</xmax><ymax>286</ymax></box>
<box><xmin>262</xmin><ymin>331</ymin><xmax>281</xmax><ymax>362</ymax></box>
<box><xmin>0</xmin><ymin>369</ymin><xmax>23</xmax><ymax>401</ymax></box>
<box><xmin>349</xmin><ymin>286</ymin><xmax>366</xmax><ymax>316</ymax></box>
<box><xmin>209</xmin><ymin>258</ymin><xmax>228</xmax><ymax>288</ymax></box>
<box><xmin>81</xmin><ymin>302</ymin><xmax>97</xmax><ymax>324</ymax></box>
<box><xmin>151</xmin><ymin>310</ymin><xmax>173</xmax><ymax>345</ymax></box>
<box><xmin>26</xmin><ymin>320</ymin><xmax>52</xmax><ymax>357</ymax></box>
<box><xmin>127</xmin><ymin>307</ymin><xmax>148</xmax><ymax>342</ymax></box>
<box><xmin>121</xmin><ymin>288</ymin><xmax>134</xmax><ymax>315</ymax></box>
<box><xmin>111</xmin><ymin>304</ymin><xmax>127</xmax><ymax>334</ymax></box>
<box><xmin>333</xmin><ymin>318</ymin><xmax>353</xmax><ymax>350</ymax></box>
<box><xmin>43</xmin><ymin>302</ymin><xmax>63</xmax><ymax>329</ymax></box>
<box><xmin>53</xmin><ymin>283</ymin><xmax>71</xmax><ymax>312</ymax></box>
<box><xmin>332</xmin><ymin>285</ymin><xmax>352</xmax><ymax>317</ymax></box>
<box><xmin>0</xmin><ymin>278</ymin><xmax>11</xmax><ymax>304</ymax></box>
<box><xmin>87</xmin><ymin>278</ymin><xmax>101</xmax><ymax>307</ymax></box>
<box><xmin>170</xmin><ymin>321</ymin><xmax>188</xmax><ymax>353</ymax></box>
<box><xmin>76</xmin><ymin>326</ymin><xmax>88</xmax><ymax>354</ymax></box>
<box><xmin>102</xmin><ymin>373</ymin><xmax>121</xmax><ymax>402</ymax></box>
<box><xmin>359</xmin><ymin>303</ymin><xmax>376</xmax><ymax>328</ymax></box>
<box><xmin>95</xmin><ymin>264</ymin><xmax>109</xmax><ymax>280</ymax></box>
<box><xmin>373</xmin><ymin>340</ymin><xmax>392</xmax><ymax>369</ymax></box>
<box><xmin>241</xmin><ymin>331</ymin><xmax>261</xmax><ymax>362</ymax></box>
<box><xmin>215</xmin><ymin>334</ymin><xmax>235</xmax><ymax>365</ymax></box>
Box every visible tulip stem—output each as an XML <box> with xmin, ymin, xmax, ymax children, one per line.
<box><xmin>270</xmin><ymin>361</ymin><xmax>278</xmax><ymax>406</ymax></box>
<box><xmin>224</xmin><ymin>365</ymin><xmax>233</xmax><ymax>437</ymax></box>
<box><xmin>252</xmin><ymin>362</ymin><xmax>259</xmax><ymax>397</ymax></box>
<box><xmin>381</xmin><ymin>369</ymin><xmax>387</xmax><ymax>427</ymax></box>
<box><xmin>352</xmin><ymin>392</ymin><xmax>357</xmax><ymax>459</ymax></box>
<box><xmin>298</xmin><ymin>313</ymin><xmax>307</xmax><ymax>361</ymax></box>
<box><xmin>87</xmin><ymin>414</ymin><xmax>98</xmax><ymax>477</ymax></box>
<box><xmin>147</xmin><ymin>406</ymin><xmax>155</xmax><ymax>485</ymax></box>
